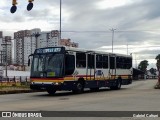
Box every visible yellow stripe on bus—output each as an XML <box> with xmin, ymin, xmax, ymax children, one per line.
<box><xmin>31</xmin><ymin>75</ymin><xmax>131</xmax><ymax>83</ymax></box>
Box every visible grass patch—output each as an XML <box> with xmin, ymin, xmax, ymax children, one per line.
<box><xmin>0</xmin><ymin>85</ymin><xmax>30</xmax><ymax>91</ymax></box>
<box><xmin>0</xmin><ymin>82</ymin><xmax>30</xmax><ymax>87</ymax></box>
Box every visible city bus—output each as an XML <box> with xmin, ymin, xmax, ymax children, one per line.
<box><xmin>28</xmin><ymin>46</ymin><xmax>132</xmax><ymax>95</ymax></box>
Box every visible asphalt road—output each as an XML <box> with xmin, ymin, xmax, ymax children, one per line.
<box><xmin>0</xmin><ymin>79</ymin><xmax>159</xmax><ymax>120</ymax></box>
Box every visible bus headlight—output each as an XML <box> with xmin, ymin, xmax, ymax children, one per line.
<box><xmin>31</xmin><ymin>82</ymin><xmax>35</xmax><ymax>84</ymax></box>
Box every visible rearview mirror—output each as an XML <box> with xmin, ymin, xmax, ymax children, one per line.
<box><xmin>28</xmin><ymin>54</ymin><xmax>33</xmax><ymax>66</ymax></box>
<box><xmin>28</xmin><ymin>59</ymin><xmax>30</xmax><ymax>66</ymax></box>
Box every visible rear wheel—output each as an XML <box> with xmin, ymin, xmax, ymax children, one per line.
<box><xmin>110</xmin><ymin>79</ymin><xmax>121</xmax><ymax>90</ymax></box>
<box><xmin>46</xmin><ymin>88</ymin><xmax>56</xmax><ymax>95</ymax></box>
<box><xmin>72</xmin><ymin>81</ymin><xmax>84</xmax><ymax>94</ymax></box>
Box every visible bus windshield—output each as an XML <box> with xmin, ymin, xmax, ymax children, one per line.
<box><xmin>31</xmin><ymin>54</ymin><xmax>64</xmax><ymax>78</ymax></box>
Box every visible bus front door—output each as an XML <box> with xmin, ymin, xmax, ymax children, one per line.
<box><xmin>109</xmin><ymin>55</ymin><xmax>116</xmax><ymax>79</ymax></box>
<box><xmin>87</xmin><ymin>54</ymin><xmax>95</xmax><ymax>81</ymax></box>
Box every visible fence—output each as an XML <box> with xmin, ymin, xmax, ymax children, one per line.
<box><xmin>0</xmin><ymin>76</ymin><xmax>30</xmax><ymax>87</ymax></box>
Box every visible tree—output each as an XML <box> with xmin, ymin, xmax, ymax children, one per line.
<box><xmin>138</xmin><ymin>60</ymin><xmax>149</xmax><ymax>73</ymax></box>
<box><xmin>155</xmin><ymin>54</ymin><xmax>160</xmax><ymax>85</ymax></box>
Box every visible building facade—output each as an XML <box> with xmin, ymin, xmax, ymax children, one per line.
<box><xmin>14</xmin><ymin>28</ymin><xmax>79</xmax><ymax>67</ymax></box>
<box><xmin>14</xmin><ymin>30</ymin><xmax>34</xmax><ymax>66</ymax></box>
<box><xmin>0</xmin><ymin>31</ymin><xmax>3</xmax><ymax>65</ymax></box>
<box><xmin>60</xmin><ymin>39</ymin><xmax>78</xmax><ymax>48</ymax></box>
<box><xmin>0</xmin><ymin>32</ymin><xmax>12</xmax><ymax>66</ymax></box>
<box><xmin>37</xmin><ymin>30</ymin><xmax>59</xmax><ymax>48</ymax></box>
<box><xmin>3</xmin><ymin>36</ymin><xmax>12</xmax><ymax>65</ymax></box>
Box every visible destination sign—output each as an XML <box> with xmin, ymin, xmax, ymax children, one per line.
<box><xmin>35</xmin><ymin>48</ymin><xmax>62</xmax><ymax>54</ymax></box>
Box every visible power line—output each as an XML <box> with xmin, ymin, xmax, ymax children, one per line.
<box><xmin>1</xmin><ymin>29</ymin><xmax>160</xmax><ymax>35</ymax></box>
<box><xmin>109</xmin><ymin>28</ymin><xmax>116</xmax><ymax>53</ymax></box>
<box><xmin>99</xmin><ymin>46</ymin><xmax>160</xmax><ymax>49</ymax></box>
<box><xmin>60</xmin><ymin>29</ymin><xmax>160</xmax><ymax>33</ymax></box>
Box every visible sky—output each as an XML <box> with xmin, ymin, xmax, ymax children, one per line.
<box><xmin>0</xmin><ymin>0</ymin><xmax>160</xmax><ymax>69</ymax></box>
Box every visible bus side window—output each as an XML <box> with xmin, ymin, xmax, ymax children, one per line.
<box><xmin>126</xmin><ymin>58</ymin><xmax>132</xmax><ymax>69</ymax></box>
<box><xmin>96</xmin><ymin>55</ymin><xmax>103</xmax><ymax>68</ymax></box>
<box><xmin>88</xmin><ymin>54</ymin><xmax>95</xmax><ymax>69</ymax></box>
<box><xmin>76</xmin><ymin>52</ymin><xmax>86</xmax><ymax>68</ymax></box>
<box><xmin>103</xmin><ymin>55</ymin><xmax>108</xmax><ymax>68</ymax></box>
<box><xmin>65</xmin><ymin>55</ymin><xmax>75</xmax><ymax>75</ymax></box>
<box><xmin>116</xmin><ymin>57</ymin><xmax>120</xmax><ymax>69</ymax></box>
<box><xmin>110</xmin><ymin>56</ymin><xmax>115</xmax><ymax>69</ymax></box>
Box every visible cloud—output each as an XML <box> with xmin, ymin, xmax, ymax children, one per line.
<box><xmin>0</xmin><ymin>0</ymin><xmax>160</xmax><ymax>67</ymax></box>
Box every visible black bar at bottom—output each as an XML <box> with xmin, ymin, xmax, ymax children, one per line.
<box><xmin>0</xmin><ymin>111</ymin><xmax>159</xmax><ymax>117</ymax></box>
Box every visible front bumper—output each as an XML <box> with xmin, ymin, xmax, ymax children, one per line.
<box><xmin>30</xmin><ymin>81</ymin><xmax>77</xmax><ymax>91</ymax></box>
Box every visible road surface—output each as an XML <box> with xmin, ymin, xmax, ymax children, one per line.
<box><xmin>0</xmin><ymin>79</ymin><xmax>159</xmax><ymax>120</ymax></box>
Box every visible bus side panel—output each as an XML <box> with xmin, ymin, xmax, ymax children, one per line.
<box><xmin>116</xmin><ymin>68</ymin><xmax>132</xmax><ymax>85</ymax></box>
<box><xmin>84</xmin><ymin>80</ymin><xmax>117</xmax><ymax>88</ymax></box>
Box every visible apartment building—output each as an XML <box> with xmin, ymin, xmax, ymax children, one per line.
<box><xmin>14</xmin><ymin>30</ymin><xmax>33</xmax><ymax>66</ymax></box>
<box><xmin>37</xmin><ymin>31</ymin><xmax>78</xmax><ymax>48</ymax></box>
<box><xmin>3</xmin><ymin>36</ymin><xmax>12</xmax><ymax>65</ymax></box>
<box><xmin>0</xmin><ymin>32</ymin><xmax>3</xmax><ymax>65</ymax></box>
<box><xmin>37</xmin><ymin>30</ymin><xmax>59</xmax><ymax>48</ymax></box>
<box><xmin>60</xmin><ymin>39</ymin><xmax>79</xmax><ymax>48</ymax></box>
<box><xmin>14</xmin><ymin>28</ymin><xmax>59</xmax><ymax>66</ymax></box>
<box><xmin>14</xmin><ymin>28</ymin><xmax>79</xmax><ymax>67</ymax></box>
<box><xmin>0</xmin><ymin>32</ymin><xmax>12</xmax><ymax>65</ymax></box>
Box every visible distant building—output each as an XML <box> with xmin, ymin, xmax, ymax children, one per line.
<box><xmin>0</xmin><ymin>31</ymin><xmax>3</xmax><ymax>65</ymax></box>
<box><xmin>3</xmin><ymin>36</ymin><xmax>12</xmax><ymax>65</ymax></box>
<box><xmin>14</xmin><ymin>29</ymin><xmax>59</xmax><ymax>66</ymax></box>
<box><xmin>0</xmin><ymin>32</ymin><xmax>12</xmax><ymax>65</ymax></box>
<box><xmin>14</xmin><ymin>28</ymin><xmax>79</xmax><ymax>67</ymax></box>
<box><xmin>14</xmin><ymin>30</ymin><xmax>33</xmax><ymax>67</ymax></box>
<box><xmin>37</xmin><ymin>30</ymin><xmax>59</xmax><ymax>48</ymax></box>
<box><xmin>60</xmin><ymin>39</ymin><xmax>78</xmax><ymax>48</ymax></box>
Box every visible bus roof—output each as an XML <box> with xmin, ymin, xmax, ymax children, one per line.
<box><xmin>35</xmin><ymin>46</ymin><xmax>132</xmax><ymax>58</ymax></box>
<box><xmin>64</xmin><ymin>46</ymin><xmax>132</xmax><ymax>58</ymax></box>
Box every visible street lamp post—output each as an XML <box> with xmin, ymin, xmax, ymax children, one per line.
<box><xmin>127</xmin><ymin>44</ymin><xmax>128</xmax><ymax>55</ymax></box>
<box><xmin>60</xmin><ymin>0</ymin><xmax>62</xmax><ymax>41</ymax></box>
<box><xmin>5</xmin><ymin>42</ymin><xmax>7</xmax><ymax>77</ymax></box>
<box><xmin>110</xmin><ymin>28</ymin><xmax>116</xmax><ymax>53</ymax></box>
<box><xmin>134</xmin><ymin>53</ymin><xmax>137</xmax><ymax>68</ymax></box>
<box><xmin>2</xmin><ymin>41</ymin><xmax>11</xmax><ymax>77</ymax></box>
<box><xmin>1</xmin><ymin>38</ymin><xmax>14</xmax><ymax>77</ymax></box>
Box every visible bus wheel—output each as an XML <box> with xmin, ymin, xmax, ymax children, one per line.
<box><xmin>110</xmin><ymin>79</ymin><xmax>122</xmax><ymax>90</ymax></box>
<box><xmin>46</xmin><ymin>88</ymin><xmax>56</xmax><ymax>95</ymax></box>
<box><xmin>72</xmin><ymin>81</ymin><xmax>84</xmax><ymax>94</ymax></box>
<box><xmin>90</xmin><ymin>88</ymin><xmax>99</xmax><ymax>92</ymax></box>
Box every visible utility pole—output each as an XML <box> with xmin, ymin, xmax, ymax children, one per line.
<box><xmin>31</xmin><ymin>35</ymin><xmax>32</xmax><ymax>54</ymax></box>
<box><xmin>135</xmin><ymin>53</ymin><xmax>137</xmax><ymax>69</ymax></box>
<box><xmin>3</xmin><ymin>40</ymin><xmax>11</xmax><ymax>77</ymax></box>
<box><xmin>1</xmin><ymin>38</ymin><xmax>12</xmax><ymax>77</ymax></box>
<box><xmin>0</xmin><ymin>51</ymin><xmax>5</xmax><ymax>65</ymax></box>
<box><xmin>60</xmin><ymin>0</ymin><xmax>62</xmax><ymax>41</ymax></box>
<box><xmin>127</xmin><ymin>44</ymin><xmax>128</xmax><ymax>55</ymax></box>
<box><xmin>5</xmin><ymin>40</ymin><xmax>7</xmax><ymax>77</ymax></box>
<box><xmin>110</xmin><ymin>28</ymin><xmax>116</xmax><ymax>53</ymax></box>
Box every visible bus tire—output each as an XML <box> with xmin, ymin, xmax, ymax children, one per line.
<box><xmin>72</xmin><ymin>80</ymin><xmax>84</xmax><ymax>94</ymax></box>
<box><xmin>46</xmin><ymin>88</ymin><xmax>56</xmax><ymax>95</ymax></box>
<box><xmin>110</xmin><ymin>79</ymin><xmax>122</xmax><ymax>90</ymax></box>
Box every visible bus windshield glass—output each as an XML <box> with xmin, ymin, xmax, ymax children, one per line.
<box><xmin>31</xmin><ymin>54</ymin><xmax>64</xmax><ymax>78</ymax></box>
